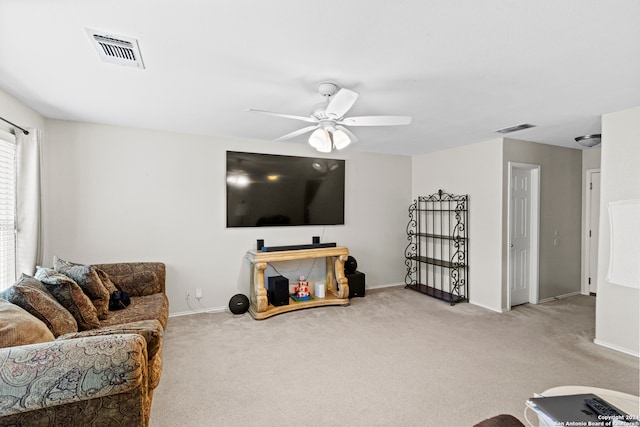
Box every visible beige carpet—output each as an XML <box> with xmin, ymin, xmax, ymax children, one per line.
<box><xmin>150</xmin><ymin>286</ymin><xmax>639</xmax><ymax>427</ymax></box>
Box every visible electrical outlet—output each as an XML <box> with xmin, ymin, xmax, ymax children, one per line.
<box><xmin>185</xmin><ymin>290</ymin><xmax>191</xmax><ymax>299</ymax></box>
<box><xmin>195</xmin><ymin>288</ymin><xmax>203</xmax><ymax>299</ymax></box>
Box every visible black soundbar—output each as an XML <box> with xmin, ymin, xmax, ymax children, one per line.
<box><xmin>261</xmin><ymin>242</ymin><xmax>337</xmax><ymax>252</ymax></box>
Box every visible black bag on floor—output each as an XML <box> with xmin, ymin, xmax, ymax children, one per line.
<box><xmin>109</xmin><ymin>290</ymin><xmax>131</xmax><ymax>311</ymax></box>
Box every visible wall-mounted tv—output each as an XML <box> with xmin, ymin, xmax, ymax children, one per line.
<box><xmin>226</xmin><ymin>151</ymin><xmax>345</xmax><ymax>227</ymax></box>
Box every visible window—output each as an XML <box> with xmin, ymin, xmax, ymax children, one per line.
<box><xmin>0</xmin><ymin>129</ymin><xmax>17</xmax><ymax>290</ymax></box>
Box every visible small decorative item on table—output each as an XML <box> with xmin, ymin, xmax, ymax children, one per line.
<box><xmin>315</xmin><ymin>281</ymin><xmax>325</xmax><ymax>298</ymax></box>
<box><xmin>292</xmin><ymin>275</ymin><xmax>312</xmax><ymax>302</ymax></box>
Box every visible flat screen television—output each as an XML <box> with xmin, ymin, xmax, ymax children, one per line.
<box><xmin>226</xmin><ymin>151</ymin><xmax>345</xmax><ymax>227</ymax></box>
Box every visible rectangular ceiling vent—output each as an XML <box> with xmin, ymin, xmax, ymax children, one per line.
<box><xmin>494</xmin><ymin>123</ymin><xmax>537</xmax><ymax>134</ymax></box>
<box><xmin>85</xmin><ymin>28</ymin><xmax>145</xmax><ymax>69</ymax></box>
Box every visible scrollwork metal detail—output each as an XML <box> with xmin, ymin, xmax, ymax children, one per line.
<box><xmin>404</xmin><ymin>199</ymin><xmax>418</xmax><ymax>286</ymax></box>
<box><xmin>405</xmin><ymin>190</ymin><xmax>468</xmax><ymax>305</ymax></box>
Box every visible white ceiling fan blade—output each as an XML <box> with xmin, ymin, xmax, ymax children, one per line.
<box><xmin>325</xmin><ymin>88</ymin><xmax>359</xmax><ymax>119</ymax></box>
<box><xmin>335</xmin><ymin>125</ymin><xmax>359</xmax><ymax>143</ymax></box>
<box><xmin>340</xmin><ymin>115</ymin><xmax>412</xmax><ymax>126</ymax></box>
<box><xmin>274</xmin><ymin>125</ymin><xmax>319</xmax><ymax>142</ymax></box>
<box><xmin>247</xmin><ymin>108</ymin><xmax>318</xmax><ymax>124</ymax></box>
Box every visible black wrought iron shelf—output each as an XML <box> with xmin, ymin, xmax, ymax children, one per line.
<box><xmin>412</xmin><ymin>232</ymin><xmax>467</xmax><ymax>241</ymax></box>
<box><xmin>415</xmin><ymin>209</ymin><xmax>469</xmax><ymax>212</ymax></box>
<box><xmin>404</xmin><ymin>189</ymin><xmax>469</xmax><ymax>306</ymax></box>
<box><xmin>405</xmin><ymin>283</ymin><xmax>465</xmax><ymax>304</ymax></box>
<box><xmin>407</xmin><ymin>255</ymin><xmax>464</xmax><ymax>269</ymax></box>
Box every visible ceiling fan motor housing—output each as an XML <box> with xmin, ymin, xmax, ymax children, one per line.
<box><xmin>317</xmin><ymin>82</ymin><xmax>338</xmax><ymax>97</ymax></box>
<box><xmin>311</xmin><ymin>103</ymin><xmax>332</xmax><ymax>120</ymax></box>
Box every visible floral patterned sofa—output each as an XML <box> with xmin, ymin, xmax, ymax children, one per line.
<box><xmin>0</xmin><ymin>259</ymin><xmax>169</xmax><ymax>427</ymax></box>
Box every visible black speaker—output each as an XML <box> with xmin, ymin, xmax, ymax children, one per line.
<box><xmin>312</xmin><ymin>236</ymin><xmax>320</xmax><ymax>244</ymax></box>
<box><xmin>228</xmin><ymin>294</ymin><xmax>249</xmax><ymax>314</ymax></box>
<box><xmin>346</xmin><ymin>271</ymin><xmax>365</xmax><ymax>298</ymax></box>
<box><xmin>267</xmin><ymin>276</ymin><xmax>289</xmax><ymax>306</ymax></box>
<box><xmin>257</xmin><ymin>239</ymin><xmax>264</xmax><ymax>251</ymax></box>
<box><xmin>344</xmin><ymin>256</ymin><xmax>358</xmax><ymax>274</ymax></box>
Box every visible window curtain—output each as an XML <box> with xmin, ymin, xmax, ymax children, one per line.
<box><xmin>15</xmin><ymin>128</ymin><xmax>41</xmax><ymax>276</ymax></box>
<box><xmin>0</xmin><ymin>128</ymin><xmax>17</xmax><ymax>288</ymax></box>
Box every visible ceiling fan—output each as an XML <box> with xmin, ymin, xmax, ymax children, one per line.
<box><xmin>248</xmin><ymin>83</ymin><xmax>412</xmax><ymax>153</ymax></box>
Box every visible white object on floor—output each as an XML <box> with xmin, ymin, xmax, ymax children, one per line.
<box><xmin>525</xmin><ymin>385</ymin><xmax>640</xmax><ymax>427</ymax></box>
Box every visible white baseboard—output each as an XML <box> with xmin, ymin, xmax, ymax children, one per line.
<box><xmin>170</xmin><ymin>305</ymin><xmax>227</xmax><ymax>318</ymax></box>
<box><xmin>169</xmin><ymin>284</ymin><xmax>403</xmax><ymax>318</ymax></box>
<box><xmin>367</xmin><ymin>282</ymin><xmax>404</xmax><ymax>290</ymax></box>
<box><xmin>169</xmin><ymin>289</ymin><xmax>586</xmax><ymax>318</ymax></box>
<box><xmin>593</xmin><ymin>339</ymin><xmax>640</xmax><ymax>358</ymax></box>
<box><xmin>538</xmin><ymin>291</ymin><xmax>582</xmax><ymax>304</ymax></box>
<box><xmin>377</xmin><ymin>283</ymin><xmax>505</xmax><ymax>313</ymax></box>
<box><xmin>469</xmin><ymin>300</ymin><xmax>505</xmax><ymax>313</ymax></box>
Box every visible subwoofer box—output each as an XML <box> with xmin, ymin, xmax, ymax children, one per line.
<box><xmin>346</xmin><ymin>271</ymin><xmax>365</xmax><ymax>298</ymax></box>
<box><xmin>267</xmin><ymin>275</ymin><xmax>289</xmax><ymax>306</ymax></box>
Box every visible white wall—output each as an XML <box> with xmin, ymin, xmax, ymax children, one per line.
<box><xmin>41</xmin><ymin>119</ymin><xmax>412</xmax><ymax>315</ymax></box>
<box><xmin>595</xmin><ymin>106</ymin><xmax>640</xmax><ymax>356</ymax></box>
<box><xmin>582</xmin><ymin>147</ymin><xmax>602</xmax><ymax>171</ymax></box>
<box><xmin>412</xmin><ymin>138</ymin><xmax>504</xmax><ymax>311</ymax></box>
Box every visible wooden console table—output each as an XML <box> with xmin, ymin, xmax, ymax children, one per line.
<box><xmin>246</xmin><ymin>246</ymin><xmax>350</xmax><ymax>320</ymax></box>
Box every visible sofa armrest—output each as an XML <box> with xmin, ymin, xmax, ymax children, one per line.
<box><xmin>57</xmin><ymin>319</ymin><xmax>163</xmax><ymax>360</ymax></box>
<box><xmin>94</xmin><ymin>262</ymin><xmax>166</xmax><ymax>296</ymax></box>
<box><xmin>0</xmin><ymin>334</ymin><xmax>148</xmax><ymax>417</ymax></box>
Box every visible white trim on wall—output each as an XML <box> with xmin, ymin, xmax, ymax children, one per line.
<box><xmin>593</xmin><ymin>339</ymin><xmax>640</xmax><ymax>358</ymax></box>
<box><xmin>582</xmin><ymin>168</ymin><xmax>600</xmax><ymax>295</ymax></box>
<box><xmin>538</xmin><ymin>291</ymin><xmax>581</xmax><ymax>304</ymax></box>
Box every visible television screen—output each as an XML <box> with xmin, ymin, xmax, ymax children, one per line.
<box><xmin>226</xmin><ymin>151</ymin><xmax>345</xmax><ymax>227</ymax></box>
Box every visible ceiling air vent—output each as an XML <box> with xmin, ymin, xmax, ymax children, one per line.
<box><xmin>85</xmin><ymin>28</ymin><xmax>145</xmax><ymax>69</ymax></box>
<box><xmin>494</xmin><ymin>123</ymin><xmax>536</xmax><ymax>134</ymax></box>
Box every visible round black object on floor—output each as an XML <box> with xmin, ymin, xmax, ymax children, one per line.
<box><xmin>344</xmin><ymin>255</ymin><xmax>358</xmax><ymax>274</ymax></box>
<box><xmin>229</xmin><ymin>294</ymin><xmax>249</xmax><ymax>314</ymax></box>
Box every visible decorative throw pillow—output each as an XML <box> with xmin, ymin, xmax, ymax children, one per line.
<box><xmin>108</xmin><ymin>271</ymin><xmax>161</xmax><ymax>296</ymax></box>
<box><xmin>0</xmin><ymin>297</ymin><xmax>55</xmax><ymax>348</ymax></box>
<box><xmin>35</xmin><ymin>267</ymin><xmax>101</xmax><ymax>330</ymax></box>
<box><xmin>95</xmin><ymin>268</ymin><xmax>119</xmax><ymax>294</ymax></box>
<box><xmin>53</xmin><ymin>256</ymin><xmax>110</xmax><ymax>319</ymax></box>
<box><xmin>0</xmin><ymin>275</ymin><xmax>78</xmax><ymax>337</ymax></box>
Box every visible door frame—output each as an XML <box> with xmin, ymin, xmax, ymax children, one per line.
<box><xmin>582</xmin><ymin>168</ymin><xmax>601</xmax><ymax>295</ymax></box>
<box><xmin>506</xmin><ymin>162</ymin><xmax>541</xmax><ymax>309</ymax></box>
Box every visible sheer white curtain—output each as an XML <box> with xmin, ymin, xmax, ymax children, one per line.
<box><xmin>0</xmin><ymin>128</ymin><xmax>17</xmax><ymax>288</ymax></box>
<box><xmin>15</xmin><ymin>128</ymin><xmax>42</xmax><ymax>276</ymax></box>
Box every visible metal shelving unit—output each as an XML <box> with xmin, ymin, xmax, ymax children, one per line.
<box><xmin>405</xmin><ymin>189</ymin><xmax>468</xmax><ymax>305</ymax></box>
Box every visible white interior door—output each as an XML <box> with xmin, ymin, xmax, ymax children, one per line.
<box><xmin>588</xmin><ymin>171</ymin><xmax>601</xmax><ymax>294</ymax></box>
<box><xmin>510</xmin><ymin>167</ymin><xmax>532</xmax><ymax>306</ymax></box>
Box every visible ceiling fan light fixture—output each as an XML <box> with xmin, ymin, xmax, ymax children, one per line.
<box><xmin>333</xmin><ymin>129</ymin><xmax>351</xmax><ymax>150</ymax></box>
<box><xmin>309</xmin><ymin>128</ymin><xmax>332</xmax><ymax>152</ymax></box>
<box><xmin>317</xmin><ymin>139</ymin><xmax>332</xmax><ymax>153</ymax></box>
<box><xmin>308</xmin><ymin>128</ymin><xmax>326</xmax><ymax>149</ymax></box>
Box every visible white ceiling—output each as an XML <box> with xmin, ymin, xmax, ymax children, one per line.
<box><xmin>0</xmin><ymin>1</ymin><xmax>639</xmax><ymax>156</ymax></box>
